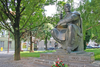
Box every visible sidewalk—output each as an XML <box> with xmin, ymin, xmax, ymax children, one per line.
<box><xmin>0</xmin><ymin>51</ymin><xmax>14</xmax><ymax>54</ymax></box>
<box><xmin>0</xmin><ymin>51</ymin><xmax>49</xmax><ymax>67</ymax></box>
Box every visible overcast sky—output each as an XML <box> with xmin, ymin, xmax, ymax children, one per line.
<box><xmin>44</xmin><ymin>0</ymin><xmax>91</xmax><ymax>16</ymax></box>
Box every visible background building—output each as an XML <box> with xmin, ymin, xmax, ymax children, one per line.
<box><xmin>21</xmin><ymin>37</ymin><xmax>61</xmax><ymax>51</ymax></box>
<box><xmin>0</xmin><ymin>29</ymin><xmax>15</xmax><ymax>51</ymax></box>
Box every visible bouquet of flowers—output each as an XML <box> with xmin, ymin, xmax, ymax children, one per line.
<box><xmin>51</xmin><ymin>58</ymin><xmax>68</xmax><ymax>67</ymax></box>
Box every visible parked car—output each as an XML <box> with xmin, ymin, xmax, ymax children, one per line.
<box><xmin>86</xmin><ymin>46</ymin><xmax>100</xmax><ymax>48</ymax></box>
<box><xmin>47</xmin><ymin>47</ymin><xmax>55</xmax><ymax>50</ymax></box>
<box><xmin>86</xmin><ymin>46</ymin><xmax>93</xmax><ymax>48</ymax></box>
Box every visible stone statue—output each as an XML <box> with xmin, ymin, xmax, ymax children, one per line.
<box><xmin>51</xmin><ymin>3</ymin><xmax>84</xmax><ymax>53</ymax></box>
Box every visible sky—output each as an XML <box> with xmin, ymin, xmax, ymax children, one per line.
<box><xmin>44</xmin><ymin>5</ymin><xmax>56</xmax><ymax>17</ymax></box>
<box><xmin>44</xmin><ymin>0</ymin><xmax>91</xmax><ymax>16</ymax></box>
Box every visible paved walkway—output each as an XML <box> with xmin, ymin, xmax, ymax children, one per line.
<box><xmin>0</xmin><ymin>51</ymin><xmax>49</xmax><ymax>67</ymax></box>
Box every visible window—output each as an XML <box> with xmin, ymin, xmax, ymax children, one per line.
<box><xmin>9</xmin><ymin>41</ymin><xmax>12</xmax><ymax>48</ymax></box>
<box><xmin>0</xmin><ymin>41</ymin><xmax>4</xmax><ymax>48</ymax></box>
<box><xmin>1</xmin><ymin>30</ymin><xmax>5</xmax><ymax>36</ymax></box>
<box><xmin>36</xmin><ymin>41</ymin><xmax>39</xmax><ymax>45</ymax></box>
<box><xmin>49</xmin><ymin>41</ymin><xmax>51</xmax><ymax>45</ymax></box>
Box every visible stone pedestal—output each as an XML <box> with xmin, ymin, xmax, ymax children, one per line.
<box><xmin>34</xmin><ymin>50</ymin><xmax>100</xmax><ymax>67</ymax></box>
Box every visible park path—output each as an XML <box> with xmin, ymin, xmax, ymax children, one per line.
<box><xmin>0</xmin><ymin>51</ymin><xmax>48</xmax><ymax>67</ymax></box>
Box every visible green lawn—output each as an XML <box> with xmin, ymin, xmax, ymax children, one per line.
<box><xmin>20</xmin><ymin>50</ymin><xmax>56</xmax><ymax>57</ymax></box>
<box><xmin>20</xmin><ymin>49</ymin><xmax>100</xmax><ymax>60</ymax></box>
<box><xmin>85</xmin><ymin>48</ymin><xmax>100</xmax><ymax>60</ymax></box>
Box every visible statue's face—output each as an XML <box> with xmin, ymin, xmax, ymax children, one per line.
<box><xmin>64</xmin><ymin>4</ymin><xmax>70</xmax><ymax>12</ymax></box>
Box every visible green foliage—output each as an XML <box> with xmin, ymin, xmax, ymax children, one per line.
<box><xmin>77</xmin><ymin>0</ymin><xmax>100</xmax><ymax>43</ymax></box>
<box><xmin>0</xmin><ymin>0</ymin><xmax>58</xmax><ymax>60</ymax></box>
<box><xmin>0</xmin><ymin>0</ymin><xmax>58</xmax><ymax>39</ymax></box>
<box><xmin>33</xmin><ymin>23</ymin><xmax>54</xmax><ymax>50</ymax></box>
<box><xmin>45</xmin><ymin>0</ymin><xmax>57</xmax><ymax>5</ymax></box>
<box><xmin>84</xmin><ymin>30</ymin><xmax>91</xmax><ymax>50</ymax></box>
<box><xmin>0</xmin><ymin>2</ymin><xmax>7</xmax><ymax>21</ymax></box>
<box><xmin>56</xmin><ymin>1</ymin><xmax>66</xmax><ymax>12</ymax></box>
<box><xmin>0</xmin><ymin>0</ymin><xmax>46</xmax><ymax>34</ymax></box>
<box><xmin>33</xmin><ymin>22</ymin><xmax>54</xmax><ymax>40</ymax></box>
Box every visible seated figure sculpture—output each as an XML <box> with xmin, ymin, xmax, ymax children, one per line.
<box><xmin>51</xmin><ymin>3</ymin><xmax>84</xmax><ymax>53</ymax></box>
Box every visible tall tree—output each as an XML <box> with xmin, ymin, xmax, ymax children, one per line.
<box><xmin>76</xmin><ymin>0</ymin><xmax>100</xmax><ymax>48</ymax></box>
<box><xmin>0</xmin><ymin>0</ymin><xmax>46</xmax><ymax>60</ymax></box>
<box><xmin>78</xmin><ymin>0</ymin><xmax>100</xmax><ymax>42</ymax></box>
<box><xmin>43</xmin><ymin>23</ymin><xmax>53</xmax><ymax>50</ymax></box>
<box><xmin>33</xmin><ymin>22</ymin><xmax>54</xmax><ymax>50</ymax></box>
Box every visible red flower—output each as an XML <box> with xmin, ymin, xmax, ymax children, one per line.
<box><xmin>55</xmin><ymin>64</ymin><xmax>58</xmax><ymax>66</ymax></box>
<box><xmin>51</xmin><ymin>66</ymin><xmax>52</xmax><ymax>67</ymax></box>
<box><xmin>57</xmin><ymin>66</ymin><xmax>59</xmax><ymax>67</ymax></box>
<box><xmin>62</xmin><ymin>64</ymin><xmax>64</xmax><ymax>65</ymax></box>
<box><xmin>56</xmin><ymin>61</ymin><xmax>58</xmax><ymax>63</ymax></box>
<box><xmin>60</xmin><ymin>60</ymin><xmax>62</xmax><ymax>62</ymax></box>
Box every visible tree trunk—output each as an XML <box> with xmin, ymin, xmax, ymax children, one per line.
<box><xmin>14</xmin><ymin>16</ymin><xmax>21</xmax><ymax>60</ymax></box>
<box><xmin>30</xmin><ymin>31</ymin><xmax>34</xmax><ymax>52</ymax></box>
<box><xmin>14</xmin><ymin>0</ymin><xmax>21</xmax><ymax>60</ymax></box>
<box><xmin>45</xmin><ymin>36</ymin><xmax>48</xmax><ymax>50</ymax></box>
<box><xmin>14</xmin><ymin>30</ymin><xmax>21</xmax><ymax>60</ymax></box>
<box><xmin>20</xmin><ymin>41</ymin><xmax>23</xmax><ymax>52</ymax></box>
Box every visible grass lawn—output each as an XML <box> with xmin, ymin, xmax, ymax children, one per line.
<box><xmin>85</xmin><ymin>48</ymin><xmax>100</xmax><ymax>60</ymax></box>
<box><xmin>20</xmin><ymin>50</ymin><xmax>56</xmax><ymax>57</ymax></box>
<box><xmin>20</xmin><ymin>49</ymin><xmax>100</xmax><ymax>60</ymax></box>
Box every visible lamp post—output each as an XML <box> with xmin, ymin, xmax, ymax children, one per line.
<box><xmin>7</xmin><ymin>31</ymin><xmax>10</xmax><ymax>53</ymax></box>
<box><xmin>7</xmin><ymin>19</ymin><xmax>11</xmax><ymax>53</ymax></box>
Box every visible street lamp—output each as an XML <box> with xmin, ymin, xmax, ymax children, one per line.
<box><xmin>7</xmin><ymin>31</ymin><xmax>10</xmax><ymax>53</ymax></box>
<box><xmin>7</xmin><ymin>19</ymin><xmax>11</xmax><ymax>53</ymax></box>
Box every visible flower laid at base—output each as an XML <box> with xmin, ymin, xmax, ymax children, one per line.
<box><xmin>51</xmin><ymin>58</ymin><xmax>68</xmax><ymax>67</ymax></box>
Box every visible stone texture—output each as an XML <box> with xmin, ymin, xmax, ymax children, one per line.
<box><xmin>34</xmin><ymin>52</ymin><xmax>100</xmax><ymax>67</ymax></box>
<box><xmin>34</xmin><ymin>58</ymin><xmax>100</xmax><ymax>67</ymax></box>
<box><xmin>40</xmin><ymin>52</ymin><xmax>94</xmax><ymax>63</ymax></box>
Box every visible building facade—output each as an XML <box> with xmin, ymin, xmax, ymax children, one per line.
<box><xmin>0</xmin><ymin>29</ymin><xmax>15</xmax><ymax>51</ymax></box>
<box><xmin>21</xmin><ymin>37</ymin><xmax>61</xmax><ymax>51</ymax></box>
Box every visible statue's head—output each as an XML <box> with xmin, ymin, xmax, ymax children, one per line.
<box><xmin>64</xmin><ymin>3</ymin><xmax>71</xmax><ymax>12</ymax></box>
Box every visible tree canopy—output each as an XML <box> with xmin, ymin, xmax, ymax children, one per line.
<box><xmin>0</xmin><ymin>0</ymin><xmax>56</xmax><ymax>60</ymax></box>
<box><xmin>77</xmin><ymin>0</ymin><xmax>100</xmax><ymax>43</ymax></box>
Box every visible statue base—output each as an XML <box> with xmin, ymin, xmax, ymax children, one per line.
<box><xmin>34</xmin><ymin>50</ymin><xmax>100</xmax><ymax>67</ymax></box>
